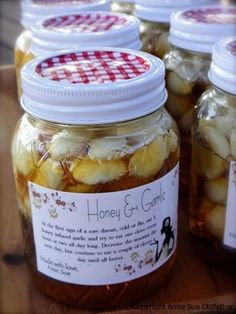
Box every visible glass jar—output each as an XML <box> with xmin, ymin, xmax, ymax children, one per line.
<box><xmin>163</xmin><ymin>6</ymin><xmax>236</xmax><ymax>192</ymax></box>
<box><xmin>111</xmin><ymin>0</ymin><xmax>134</xmax><ymax>14</ymax></box>
<box><xmin>190</xmin><ymin>37</ymin><xmax>236</xmax><ymax>270</ymax></box>
<box><xmin>135</xmin><ymin>0</ymin><xmax>216</xmax><ymax>59</ymax></box>
<box><xmin>15</xmin><ymin>11</ymin><xmax>141</xmax><ymax>98</ymax></box>
<box><xmin>12</xmin><ymin>48</ymin><xmax>180</xmax><ymax>307</ymax></box>
<box><xmin>15</xmin><ymin>0</ymin><xmax>111</xmax><ymax>98</ymax></box>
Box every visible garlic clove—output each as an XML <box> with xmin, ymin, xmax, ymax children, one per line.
<box><xmin>88</xmin><ymin>137</ymin><xmax>127</xmax><ymax>160</ymax></box>
<box><xmin>206</xmin><ymin>205</ymin><xmax>225</xmax><ymax>240</ymax></box>
<box><xmin>129</xmin><ymin>136</ymin><xmax>169</xmax><ymax>178</ymax></box>
<box><xmin>167</xmin><ymin>71</ymin><xmax>193</xmax><ymax>95</ymax></box>
<box><xmin>200</xmin><ymin>126</ymin><xmax>230</xmax><ymax>159</ymax></box>
<box><xmin>71</xmin><ymin>159</ymin><xmax>127</xmax><ymax>185</ymax></box>
<box><xmin>204</xmin><ymin>177</ymin><xmax>228</xmax><ymax>205</ymax></box>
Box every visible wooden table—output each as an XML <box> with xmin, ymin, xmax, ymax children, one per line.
<box><xmin>0</xmin><ymin>66</ymin><xmax>235</xmax><ymax>314</ymax></box>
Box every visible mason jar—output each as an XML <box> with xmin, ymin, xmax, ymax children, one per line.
<box><xmin>190</xmin><ymin>37</ymin><xmax>236</xmax><ymax>270</ymax></box>
<box><xmin>135</xmin><ymin>0</ymin><xmax>216</xmax><ymax>59</ymax></box>
<box><xmin>163</xmin><ymin>5</ymin><xmax>236</xmax><ymax>192</ymax></box>
<box><xmin>12</xmin><ymin>48</ymin><xmax>180</xmax><ymax>307</ymax></box>
<box><xmin>15</xmin><ymin>0</ymin><xmax>111</xmax><ymax>98</ymax></box>
<box><xmin>111</xmin><ymin>0</ymin><xmax>135</xmax><ymax>14</ymax></box>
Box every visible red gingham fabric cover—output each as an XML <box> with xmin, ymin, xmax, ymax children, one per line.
<box><xmin>35</xmin><ymin>51</ymin><xmax>151</xmax><ymax>84</ymax></box>
<box><xmin>43</xmin><ymin>13</ymin><xmax>127</xmax><ymax>32</ymax></box>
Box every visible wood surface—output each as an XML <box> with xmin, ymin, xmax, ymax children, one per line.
<box><xmin>0</xmin><ymin>66</ymin><xmax>235</xmax><ymax>314</ymax></box>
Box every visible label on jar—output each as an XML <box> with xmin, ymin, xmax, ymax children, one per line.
<box><xmin>224</xmin><ymin>161</ymin><xmax>236</xmax><ymax>249</ymax></box>
<box><xmin>28</xmin><ymin>163</ymin><xmax>179</xmax><ymax>285</ymax></box>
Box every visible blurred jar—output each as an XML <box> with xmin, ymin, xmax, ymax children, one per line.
<box><xmin>190</xmin><ymin>37</ymin><xmax>236</xmax><ymax>270</ymax></box>
<box><xmin>111</xmin><ymin>0</ymin><xmax>135</xmax><ymax>14</ymax></box>
<box><xmin>15</xmin><ymin>11</ymin><xmax>141</xmax><ymax>98</ymax></box>
<box><xmin>135</xmin><ymin>0</ymin><xmax>216</xmax><ymax>59</ymax></box>
<box><xmin>15</xmin><ymin>0</ymin><xmax>111</xmax><ymax>98</ymax></box>
<box><xmin>12</xmin><ymin>48</ymin><xmax>180</xmax><ymax>307</ymax></box>
<box><xmin>163</xmin><ymin>5</ymin><xmax>236</xmax><ymax>192</ymax></box>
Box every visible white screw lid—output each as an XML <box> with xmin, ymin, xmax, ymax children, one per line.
<box><xmin>21</xmin><ymin>48</ymin><xmax>167</xmax><ymax>125</ymax></box>
<box><xmin>169</xmin><ymin>6</ymin><xmax>236</xmax><ymax>53</ymax></box>
<box><xmin>209</xmin><ymin>37</ymin><xmax>236</xmax><ymax>95</ymax></box>
<box><xmin>21</xmin><ymin>0</ymin><xmax>111</xmax><ymax>28</ymax></box>
<box><xmin>134</xmin><ymin>0</ymin><xmax>217</xmax><ymax>23</ymax></box>
<box><xmin>31</xmin><ymin>12</ymin><xmax>141</xmax><ymax>55</ymax></box>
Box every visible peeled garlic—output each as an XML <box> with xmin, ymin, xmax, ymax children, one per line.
<box><xmin>71</xmin><ymin>159</ymin><xmax>127</xmax><ymax>185</ymax></box>
<box><xmin>155</xmin><ymin>33</ymin><xmax>171</xmax><ymax>58</ymax></box>
<box><xmin>88</xmin><ymin>137</ymin><xmax>127</xmax><ymax>160</ymax></box>
<box><xmin>15</xmin><ymin>149</ymin><xmax>35</xmax><ymax>176</ymax></box>
<box><xmin>165</xmin><ymin>91</ymin><xmax>192</xmax><ymax>121</ymax></box>
<box><xmin>34</xmin><ymin>158</ymin><xmax>64</xmax><ymax>189</ymax></box>
<box><xmin>230</xmin><ymin>131</ymin><xmax>236</xmax><ymax>159</ymax></box>
<box><xmin>195</xmin><ymin>142</ymin><xmax>225</xmax><ymax>180</ymax></box>
<box><xmin>167</xmin><ymin>72</ymin><xmax>193</xmax><ymax>95</ymax></box>
<box><xmin>206</xmin><ymin>205</ymin><xmax>225</xmax><ymax>240</ymax></box>
<box><xmin>204</xmin><ymin>177</ymin><xmax>228</xmax><ymax>205</ymax></box>
<box><xmin>200</xmin><ymin>126</ymin><xmax>230</xmax><ymax>159</ymax></box>
<box><xmin>129</xmin><ymin>136</ymin><xmax>169</xmax><ymax>178</ymax></box>
<box><xmin>167</xmin><ymin>129</ymin><xmax>178</xmax><ymax>153</ymax></box>
<box><xmin>214</xmin><ymin>114</ymin><xmax>236</xmax><ymax>139</ymax></box>
<box><xmin>198</xmin><ymin>118</ymin><xmax>215</xmax><ymax>128</ymax></box>
<box><xmin>49</xmin><ymin>131</ymin><xmax>86</xmax><ymax>160</ymax></box>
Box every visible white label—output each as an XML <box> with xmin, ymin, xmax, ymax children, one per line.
<box><xmin>224</xmin><ymin>161</ymin><xmax>236</xmax><ymax>249</ymax></box>
<box><xmin>28</xmin><ymin>163</ymin><xmax>179</xmax><ymax>286</ymax></box>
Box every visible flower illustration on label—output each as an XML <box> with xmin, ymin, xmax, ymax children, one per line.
<box><xmin>29</xmin><ymin>183</ymin><xmax>77</xmax><ymax>217</ymax></box>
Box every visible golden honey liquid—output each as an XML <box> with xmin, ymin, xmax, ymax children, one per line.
<box><xmin>13</xmin><ymin>112</ymin><xmax>180</xmax><ymax>307</ymax></box>
<box><xmin>189</xmin><ymin>139</ymin><xmax>236</xmax><ymax>271</ymax></box>
<box><xmin>165</xmin><ymin>72</ymin><xmax>208</xmax><ymax>193</ymax></box>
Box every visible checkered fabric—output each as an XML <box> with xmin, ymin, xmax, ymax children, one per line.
<box><xmin>33</xmin><ymin>0</ymin><xmax>94</xmax><ymax>5</ymax></box>
<box><xmin>227</xmin><ymin>40</ymin><xmax>236</xmax><ymax>56</ymax></box>
<box><xmin>35</xmin><ymin>51</ymin><xmax>150</xmax><ymax>84</ymax></box>
<box><xmin>43</xmin><ymin>13</ymin><xmax>127</xmax><ymax>32</ymax></box>
<box><xmin>182</xmin><ymin>7</ymin><xmax>236</xmax><ymax>24</ymax></box>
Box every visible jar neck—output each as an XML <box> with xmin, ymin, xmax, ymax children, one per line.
<box><xmin>212</xmin><ymin>85</ymin><xmax>236</xmax><ymax>104</ymax></box>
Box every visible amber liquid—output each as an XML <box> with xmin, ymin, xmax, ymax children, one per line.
<box><xmin>165</xmin><ymin>76</ymin><xmax>208</xmax><ymax>194</ymax></box>
<box><xmin>16</xmin><ymin>136</ymin><xmax>179</xmax><ymax>307</ymax></box>
<box><xmin>189</xmin><ymin>140</ymin><xmax>236</xmax><ymax>272</ymax></box>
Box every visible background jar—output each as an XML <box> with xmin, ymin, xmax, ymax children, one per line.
<box><xmin>189</xmin><ymin>37</ymin><xmax>236</xmax><ymax>271</ymax></box>
<box><xmin>134</xmin><ymin>0</ymin><xmax>216</xmax><ymax>59</ymax></box>
<box><xmin>15</xmin><ymin>0</ymin><xmax>111</xmax><ymax>98</ymax></box>
<box><xmin>15</xmin><ymin>11</ymin><xmax>141</xmax><ymax>98</ymax></box>
<box><xmin>111</xmin><ymin>0</ymin><xmax>135</xmax><ymax>14</ymax></box>
<box><xmin>12</xmin><ymin>48</ymin><xmax>180</xmax><ymax>308</ymax></box>
<box><xmin>163</xmin><ymin>5</ymin><xmax>236</xmax><ymax>192</ymax></box>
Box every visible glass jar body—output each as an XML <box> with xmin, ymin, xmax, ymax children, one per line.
<box><xmin>111</xmin><ymin>1</ymin><xmax>134</xmax><ymax>14</ymax></box>
<box><xmin>12</xmin><ymin>108</ymin><xmax>180</xmax><ymax>308</ymax></box>
<box><xmin>140</xmin><ymin>19</ymin><xmax>171</xmax><ymax>59</ymax></box>
<box><xmin>190</xmin><ymin>87</ymin><xmax>236</xmax><ymax>271</ymax></box>
<box><xmin>163</xmin><ymin>47</ymin><xmax>211</xmax><ymax>192</ymax></box>
<box><xmin>15</xmin><ymin>30</ymin><xmax>35</xmax><ymax>98</ymax></box>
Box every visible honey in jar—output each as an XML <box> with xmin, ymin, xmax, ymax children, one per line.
<box><xmin>12</xmin><ymin>48</ymin><xmax>180</xmax><ymax>307</ymax></box>
<box><xmin>134</xmin><ymin>0</ymin><xmax>216</xmax><ymax>59</ymax></box>
<box><xmin>163</xmin><ymin>5</ymin><xmax>236</xmax><ymax>192</ymax></box>
<box><xmin>190</xmin><ymin>37</ymin><xmax>236</xmax><ymax>271</ymax></box>
<box><xmin>15</xmin><ymin>0</ymin><xmax>111</xmax><ymax>98</ymax></box>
